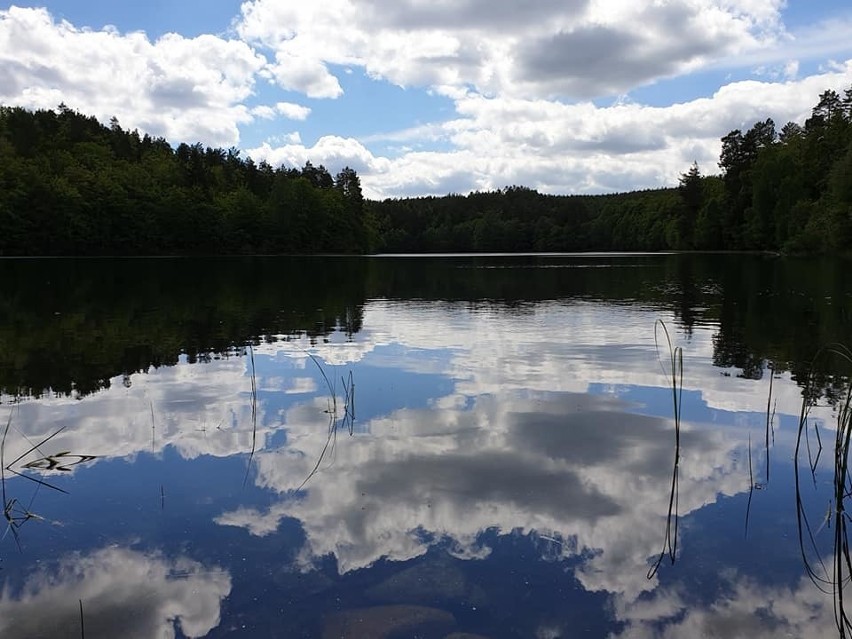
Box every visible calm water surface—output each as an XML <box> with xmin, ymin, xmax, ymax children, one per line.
<box><xmin>0</xmin><ymin>253</ymin><xmax>851</xmax><ymax>638</ymax></box>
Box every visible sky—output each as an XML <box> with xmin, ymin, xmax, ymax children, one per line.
<box><xmin>1</xmin><ymin>1</ymin><xmax>851</xmax><ymax>199</ymax></box>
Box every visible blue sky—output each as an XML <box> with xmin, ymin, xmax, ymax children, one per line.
<box><xmin>2</xmin><ymin>1</ymin><xmax>851</xmax><ymax>198</ymax></box>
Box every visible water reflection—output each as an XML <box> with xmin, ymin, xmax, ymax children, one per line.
<box><xmin>2</xmin><ymin>254</ymin><xmax>851</xmax><ymax>400</ymax></box>
<box><xmin>0</xmin><ymin>256</ymin><xmax>366</xmax><ymax>398</ymax></box>
<box><xmin>218</xmin><ymin>390</ymin><xmax>746</xmax><ymax>603</ymax></box>
<box><xmin>611</xmin><ymin>574</ymin><xmax>837</xmax><ymax>638</ymax></box>
<box><xmin>1</xmin><ymin>254</ymin><xmax>851</xmax><ymax>637</ymax></box>
<box><xmin>1</xmin><ymin>354</ymin><xmax>261</xmax><ymax>466</ymax></box>
<box><xmin>0</xmin><ymin>547</ymin><xmax>231</xmax><ymax>638</ymax></box>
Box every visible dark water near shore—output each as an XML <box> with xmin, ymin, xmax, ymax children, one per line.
<box><xmin>1</xmin><ymin>253</ymin><xmax>851</xmax><ymax>638</ymax></box>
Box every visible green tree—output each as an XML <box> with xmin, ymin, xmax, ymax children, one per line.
<box><xmin>677</xmin><ymin>162</ymin><xmax>702</xmax><ymax>248</ymax></box>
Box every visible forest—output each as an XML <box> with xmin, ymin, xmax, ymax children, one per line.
<box><xmin>0</xmin><ymin>105</ymin><xmax>370</xmax><ymax>255</ymax></box>
<box><xmin>1</xmin><ymin>84</ymin><xmax>851</xmax><ymax>255</ymax></box>
<box><xmin>373</xmin><ymin>86</ymin><xmax>852</xmax><ymax>254</ymax></box>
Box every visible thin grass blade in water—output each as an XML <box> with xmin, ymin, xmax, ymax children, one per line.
<box><xmin>298</xmin><ymin>353</ymin><xmax>356</xmax><ymax>489</ymax></box>
<box><xmin>794</xmin><ymin>344</ymin><xmax>852</xmax><ymax>637</ymax></box>
<box><xmin>242</xmin><ymin>344</ymin><xmax>258</xmax><ymax>488</ymax></box>
<box><xmin>647</xmin><ymin>320</ymin><xmax>683</xmax><ymax>580</ymax></box>
<box><xmin>745</xmin><ymin>433</ymin><xmax>755</xmax><ymax>538</ymax></box>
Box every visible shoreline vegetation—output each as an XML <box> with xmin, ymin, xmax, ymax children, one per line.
<box><xmin>1</xmin><ymin>85</ymin><xmax>850</xmax><ymax>257</ymax></box>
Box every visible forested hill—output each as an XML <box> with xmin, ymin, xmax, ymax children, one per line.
<box><xmin>0</xmin><ymin>105</ymin><xmax>370</xmax><ymax>255</ymax></box>
<box><xmin>1</xmin><ymin>85</ymin><xmax>851</xmax><ymax>256</ymax></box>
<box><xmin>372</xmin><ymin>86</ymin><xmax>852</xmax><ymax>254</ymax></box>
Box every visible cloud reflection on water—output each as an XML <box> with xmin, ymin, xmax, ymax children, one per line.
<box><xmin>609</xmin><ymin>572</ymin><xmax>837</xmax><ymax>639</ymax></box>
<box><xmin>0</xmin><ymin>298</ymin><xmax>838</xmax><ymax>636</ymax></box>
<box><xmin>0</xmin><ymin>547</ymin><xmax>231</xmax><ymax>638</ymax></box>
<box><xmin>217</xmin><ymin>390</ymin><xmax>748</xmax><ymax>603</ymax></box>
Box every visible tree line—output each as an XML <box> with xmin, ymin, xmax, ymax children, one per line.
<box><xmin>707</xmin><ymin>88</ymin><xmax>852</xmax><ymax>252</ymax></box>
<box><xmin>1</xmin><ymin>85</ymin><xmax>851</xmax><ymax>255</ymax></box>
<box><xmin>372</xmin><ymin>85</ymin><xmax>852</xmax><ymax>254</ymax></box>
<box><xmin>0</xmin><ymin>105</ymin><xmax>370</xmax><ymax>255</ymax></box>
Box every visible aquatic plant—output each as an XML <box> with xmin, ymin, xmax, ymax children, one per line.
<box><xmin>297</xmin><ymin>352</ymin><xmax>355</xmax><ymax>490</ymax></box>
<box><xmin>764</xmin><ymin>363</ymin><xmax>776</xmax><ymax>485</ymax></box>
<box><xmin>745</xmin><ymin>364</ymin><xmax>777</xmax><ymax>537</ymax></box>
<box><xmin>647</xmin><ymin>320</ymin><xmax>683</xmax><ymax>579</ymax></box>
<box><xmin>242</xmin><ymin>344</ymin><xmax>258</xmax><ymax>488</ymax></box>
<box><xmin>794</xmin><ymin>344</ymin><xmax>852</xmax><ymax>637</ymax></box>
<box><xmin>1</xmin><ymin>407</ymin><xmax>72</xmax><ymax>550</ymax></box>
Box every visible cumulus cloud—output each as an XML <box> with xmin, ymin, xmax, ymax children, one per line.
<box><xmin>264</xmin><ymin>52</ymin><xmax>343</xmax><ymax>98</ymax></box>
<box><xmin>0</xmin><ymin>335</ymin><xmax>379</xmax><ymax>483</ymax></box>
<box><xmin>250</xmin><ymin>63</ymin><xmax>852</xmax><ymax>198</ymax></box>
<box><xmin>236</xmin><ymin>0</ymin><xmax>787</xmax><ymax>99</ymax></box>
<box><xmin>247</xmin><ymin>135</ymin><xmax>392</xmax><ymax>178</ymax></box>
<box><xmin>0</xmin><ymin>547</ymin><xmax>231</xmax><ymax>638</ymax></box>
<box><xmin>250</xmin><ymin>104</ymin><xmax>277</xmax><ymax>119</ymax></box>
<box><xmin>3</xmin><ymin>4</ymin><xmax>851</xmax><ymax>198</ymax></box>
<box><xmin>249</xmin><ymin>101</ymin><xmax>313</xmax><ymax>122</ymax></box>
<box><xmin>514</xmin><ymin>5</ymin><xmax>744</xmax><ymax>98</ymax></box>
<box><xmin>361</xmin><ymin>0</ymin><xmax>589</xmax><ymax>32</ymax></box>
<box><xmin>0</xmin><ymin>6</ymin><xmax>266</xmax><ymax>146</ymax></box>
<box><xmin>276</xmin><ymin>101</ymin><xmax>311</xmax><ymax>120</ymax></box>
<box><xmin>231</xmin><ymin>0</ymin><xmax>852</xmax><ymax>197</ymax></box>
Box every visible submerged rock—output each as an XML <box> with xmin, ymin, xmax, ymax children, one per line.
<box><xmin>366</xmin><ymin>557</ymin><xmax>487</xmax><ymax>608</ymax></box>
<box><xmin>323</xmin><ymin>604</ymin><xmax>455</xmax><ymax>639</ymax></box>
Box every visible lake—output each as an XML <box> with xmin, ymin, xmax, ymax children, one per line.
<box><xmin>1</xmin><ymin>253</ymin><xmax>851</xmax><ymax>638</ymax></box>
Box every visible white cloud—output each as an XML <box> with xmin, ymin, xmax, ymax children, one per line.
<box><xmin>0</xmin><ymin>336</ymin><xmax>375</xmax><ymax>484</ymax></box>
<box><xmin>251</xmin><ymin>63</ymin><xmax>852</xmax><ymax>198</ymax></box>
<box><xmin>713</xmin><ymin>16</ymin><xmax>852</xmax><ymax>70</ymax></box>
<box><xmin>235</xmin><ymin>0</ymin><xmax>789</xmax><ymax>100</ymax></box>
<box><xmin>784</xmin><ymin>59</ymin><xmax>800</xmax><ymax>78</ymax></box>
<box><xmin>0</xmin><ymin>6</ymin><xmax>266</xmax><ymax>146</ymax></box>
<box><xmin>275</xmin><ymin>101</ymin><xmax>311</xmax><ymax>120</ymax></box>
<box><xmin>2</xmin><ymin>5</ymin><xmax>851</xmax><ymax>198</ymax></box>
<box><xmin>251</xmin><ymin>101</ymin><xmax>312</xmax><ymax>121</ymax></box>
<box><xmin>0</xmin><ymin>547</ymin><xmax>231</xmax><ymax>638</ymax></box>
<box><xmin>233</xmin><ymin>0</ymin><xmax>851</xmax><ymax>197</ymax></box>
<box><xmin>250</xmin><ymin>104</ymin><xmax>276</xmax><ymax>119</ymax></box>
<box><xmin>264</xmin><ymin>52</ymin><xmax>343</xmax><ymax>98</ymax></box>
<box><xmin>247</xmin><ymin>135</ymin><xmax>392</xmax><ymax>179</ymax></box>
